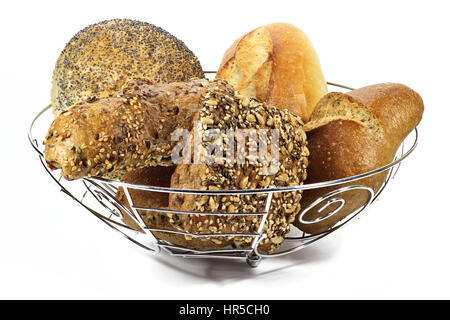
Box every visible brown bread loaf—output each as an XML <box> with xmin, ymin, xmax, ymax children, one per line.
<box><xmin>296</xmin><ymin>83</ymin><xmax>424</xmax><ymax>235</ymax></box>
<box><xmin>116</xmin><ymin>166</ymin><xmax>232</xmax><ymax>249</ymax></box>
<box><xmin>167</xmin><ymin>80</ymin><xmax>309</xmax><ymax>254</ymax></box>
<box><xmin>116</xmin><ymin>80</ymin><xmax>309</xmax><ymax>254</ymax></box>
<box><xmin>44</xmin><ymin>78</ymin><xmax>211</xmax><ymax>180</ymax></box>
<box><xmin>44</xmin><ymin>78</ymin><xmax>309</xmax><ymax>253</ymax></box>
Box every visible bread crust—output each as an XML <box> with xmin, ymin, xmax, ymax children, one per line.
<box><xmin>298</xmin><ymin>120</ymin><xmax>389</xmax><ymax>234</ymax></box>
<box><xmin>348</xmin><ymin>83</ymin><xmax>424</xmax><ymax>153</ymax></box>
<box><xmin>44</xmin><ymin>79</ymin><xmax>210</xmax><ymax>180</ymax></box>
<box><xmin>45</xmin><ymin>78</ymin><xmax>310</xmax><ymax>253</ymax></box>
<box><xmin>51</xmin><ymin>19</ymin><xmax>204</xmax><ymax>115</ymax></box>
<box><xmin>217</xmin><ymin>27</ymin><xmax>273</xmax><ymax>102</ymax></box>
<box><xmin>116</xmin><ymin>166</ymin><xmax>229</xmax><ymax>249</ymax></box>
<box><xmin>296</xmin><ymin>83</ymin><xmax>423</xmax><ymax>234</ymax></box>
<box><xmin>216</xmin><ymin>23</ymin><xmax>327</xmax><ymax>122</ymax></box>
<box><xmin>167</xmin><ymin>80</ymin><xmax>309</xmax><ymax>254</ymax></box>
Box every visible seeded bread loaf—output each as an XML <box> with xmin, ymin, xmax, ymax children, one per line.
<box><xmin>216</xmin><ymin>23</ymin><xmax>327</xmax><ymax>122</ymax></box>
<box><xmin>116</xmin><ymin>80</ymin><xmax>309</xmax><ymax>253</ymax></box>
<box><xmin>116</xmin><ymin>166</ymin><xmax>232</xmax><ymax>249</ymax></box>
<box><xmin>45</xmin><ymin>78</ymin><xmax>309</xmax><ymax>254</ymax></box>
<box><xmin>167</xmin><ymin>80</ymin><xmax>309</xmax><ymax>254</ymax></box>
<box><xmin>295</xmin><ymin>83</ymin><xmax>424</xmax><ymax>234</ymax></box>
<box><xmin>117</xmin><ymin>166</ymin><xmax>175</xmax><ymax>232</ymax></box>
<box><xmin>51</xmin><ymin>19</ymin><xmax>204</xmax><ymax>115</ymax></box>
<box><xmin>44</xmin><ymin>78</ymin><xmax>210</xmax><ymax>180</ymax></box>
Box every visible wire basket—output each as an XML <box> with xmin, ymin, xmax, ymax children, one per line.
<box><xmin>28</xmin><ymin>82</ymin><xmax>419</xmax><ymax>267</ymax></box>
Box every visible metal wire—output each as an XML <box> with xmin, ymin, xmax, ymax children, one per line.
<box><xmin>28</xmin><ymin>83</ymin><xmax>419</xmax><ymax>267</ymax></box>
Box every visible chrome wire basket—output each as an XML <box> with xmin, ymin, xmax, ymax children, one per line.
<box><xmin>28</xmin><ymin>82</ymin><xmax>418</xmax><ymax>267</ymax></box>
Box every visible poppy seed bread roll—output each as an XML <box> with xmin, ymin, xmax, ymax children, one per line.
<box><xmin>51</xmin><ymin>19</ymin><xmax>204</xmax><ymax>115</ymax></box>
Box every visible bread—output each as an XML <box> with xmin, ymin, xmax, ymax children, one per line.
<box><xmin>44</xmin><ymin>78</ymin><xmax>210</xmax><ymax>180</ymax></box>
<box><xmin>117</xmin><ymin>166</ymin><xmax>175</xmax><ymax>232</ymax></box>
<box><xmin>216</xmin><ymin>23</ymin><xmax>327</xmax><ymax>122</ymax></box>
<box><xmin>295</xmin><ymin>83</ymin><xmax>424</xmax><ymax>234</ymax></box>
<box><xmin>166</xmin><ymin>80</ymin><xmax>309</xmax><ymax>254</ymax></box>
<box><xmin>116</xmin><ymin>166</ymin><xmax>231</xmax><ymax>249</ymax></box>
<box><xmin>44</xmin><ymin>77</ymin><xmax>309</xmax><ymax>254</ymax></box>
<box><xmin>51</xmin><ymin>19</ymin><xmax>204</xmax><ymax>115</ymax></box>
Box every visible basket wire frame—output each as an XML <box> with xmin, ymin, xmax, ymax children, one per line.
<box><xmin>29</xmin><ymin>82</ymin><xmax>418</xmax><ymax>267</ymax></box>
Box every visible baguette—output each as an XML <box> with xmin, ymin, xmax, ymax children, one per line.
<box><xmin>296</xmin><ymin>83</ymin><xmax>424</xmax><ymax>234</ymax></box>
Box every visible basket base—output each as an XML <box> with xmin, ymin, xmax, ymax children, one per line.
<box><xmin>246</xmin><ymin>256</ymin><xmax>261</xmax><ymax>268</ymax></box>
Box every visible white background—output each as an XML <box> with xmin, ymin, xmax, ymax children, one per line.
<box><xmin>0</xmin><ymin>0</ymin><xmax>449</xmax><ymax>299</ymax></box>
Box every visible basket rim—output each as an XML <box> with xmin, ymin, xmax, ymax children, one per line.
<box><xmin>28</xmin><ymin>85</ymin><xmax>418</xmax><ymax>195</ymax></box>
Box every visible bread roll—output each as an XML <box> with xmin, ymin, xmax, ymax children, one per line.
<box><xmin>51</xmin><ymin>19</ymin><xmax>204</xmax><ymax>115</ymax></box>
<box><xmin>116</xmin><ymin>166</ymin><xmax>231</xmax><ymax>249</ymax></box>
<box><xmin>216</xmin><ymin>23</ymin><xmax>327</xmax><ymax>122</ymax></box>
<box><xmin>44</xmin><ymin>78</ymin><xmax>210</xmax><ymax>180</ymax></box>
<box><xmin>117</xmin><ymin>166</ymin><xmax>175</xmax><ymax>232</ymax></box>
<box><xmin>295</xmin><ymin>83</ymin><xmax>424</xmax><ymax>234</ymax></box>
<box><xmin>167</xmin><ymin>80</ymin><xmax>309</xmax><ymax>254</ymax></box>
<box><xmin>45</xmin><ymin>77</ymin><xmax>310</xmax><ymax>254</ymax></box>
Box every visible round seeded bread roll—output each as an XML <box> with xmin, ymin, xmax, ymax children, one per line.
<box><xmin>51</xmin><ymin>19</ymin><xmax>204</xmax><ymax>115</ymax></box>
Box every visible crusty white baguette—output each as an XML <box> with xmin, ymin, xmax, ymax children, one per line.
<box><xmin>216</xmin><ymin>22</ymin><xmax>327</xmax><ymax>122</ymax></box>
